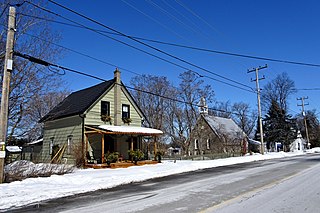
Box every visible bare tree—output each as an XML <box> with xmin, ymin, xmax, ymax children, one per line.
<box><xmin>1</xmin><ymin>1</ymin><xmax>66</xmax><ymax>142</ymax></box>
<box><xmin>168</xmin><ymin>71</ymin><xmax>215</xmax><ymax>154</ymax></box>
<box><xmin>130</xmin><ymin>74</ymin><xmax>173</xmax><ymax>130</ymax></box>
<box><xmin>210</xmin><ymin>101</ymin><xmax>232</xmax><ymax>118</ymax></box>
<box><xmin>130</xmin><ymin>71</ymin><xmax>215</xmax><ymax>155</ymax></box>
<box><xmin>261</xmin><ymin>72</ymin><xmax>296</xmax><ymax>112</ymax></box>
<box><xmin>232</xmin><ymin>102</ymin><xmax>257</xmax><ymax>137</ymax></box>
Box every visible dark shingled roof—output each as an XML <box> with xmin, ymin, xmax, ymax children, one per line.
<box><xmin>40</xmin><ymin>79</ymin><xmax>115</xmax><ymax>122</ymax></box>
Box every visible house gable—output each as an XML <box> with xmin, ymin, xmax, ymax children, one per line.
<box><xmin>85</xmin><ymin>83</ymin><xmax>143</xmax><ymax>126</ymax></box>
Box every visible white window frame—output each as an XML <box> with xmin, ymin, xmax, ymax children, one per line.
<box><xmin>206</xmin><ymin>139</ymin><xmax>210</xmax><ymax>150</ymax></box>
<box><xmin>194</xmin><ymin>139</ymin><xmax>198</xmax><ymax>150</ymax></box>
<box><xmin>122</xmin><ymin>104</ymin><xmax>130</xmax><ymax>118</ymax></box>
<box><xmin>67</xmin><ymin>135</ymin><xmax>73</xmax><ymax>155</ymax></box>
<box><xmin>49</xmin><ymin>137</ymin><xmax>54</xmax><ymax>154</ymax></box>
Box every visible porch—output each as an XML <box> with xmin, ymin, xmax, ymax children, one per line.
<box><xmin>84</xmin><ymin>125</ymin><xmax>163</xmax><ymax>165</ymax></box>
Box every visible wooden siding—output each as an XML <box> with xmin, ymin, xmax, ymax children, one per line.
<box><xmin>40</xmin><ymin>115</ymin><xmax>83</xmax><ymax>164</ymax></box>
<box><xmin>120</xmin><ymin>87</ymin><xmax>142</xmax><ymax>126</ymax></box>
<box><xmin>85</xmin><ymin>86</ymin><xmax>115</xmax><ymax>126</ymax></box>
<box><xmin>85</xmin><ymin>85</ymin><xmax>143</xmax><ymax>127</ymax></box>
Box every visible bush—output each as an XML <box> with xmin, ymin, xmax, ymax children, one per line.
<box><xmin>128</xmin><ymin>149</ymin><xmax>144</xmax><ymax>163</ymax></box>
<box><xmin>105</xmin><ymin>152</ymin><xmax>119</xmax><ymax>163</ymax></box>
<box><xmin>72</xmin><ymin>142</ymin><xmax>85</xmax><ymax>167</ymax></box>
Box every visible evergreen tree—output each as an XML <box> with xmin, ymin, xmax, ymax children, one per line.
<box><xmin>295</xmin><ymin>110</ymin><xmax>320</xmax><ymax>148</ymax></box>
<box><xmin>263</xmin><ymin>100</ymin><xmax>296</xmax><ymax>151</ymax></box>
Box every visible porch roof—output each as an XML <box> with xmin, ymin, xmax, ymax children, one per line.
<box><xmin>99</xmin><ymin>125</ymin><xmax>163</xmax><ymax>135</ymax></box>
<box><xmin>85</xmin><ymin>125</ymin><xmax>163</xmax><ymax>135</ymax></box>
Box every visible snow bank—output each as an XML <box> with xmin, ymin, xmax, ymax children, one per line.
<box><xmin>4</xmin><ymin>160</ymin><xmax>75</xmax><ymax>182</ymax></box>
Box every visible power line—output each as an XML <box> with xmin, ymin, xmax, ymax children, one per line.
<box><xmin>22</xmin><ymin>1</ymin><xmax>254</xmax><ymax>93</ymax></box>
<box><xmin>145</xmin><ymin>0</ymin><xmax>208</xmax><ymax>41</ymax></box>
<box><xmin>120</xmin><ymin>0</ymin><xmax>188</xmax><ymax>42</ymax></box>
<box><xmin>1</xmin><ymin>16</ymin><xmax>252</xmax><ymax>95</ymax></box>
<box><xmin>0</xmin><ymin>3</ymin><xmax>9</xmax><ymax>19</ymax></box>
<box><xmin>11</xmin><ymin>24</ymin><xmax>252</xmax><ymax>94</ymax></box>
<box><xmin>12</xmin><ymin>52</ymin><xmax>312</xmax><ymax>119</ymax></box>
<box><xmin>14</xmin><ymin>51</ymin><xmax>242</xmax><ymax>116</ymax></box>
<box><xmin>42</xmin><ymin>0</ymin><xmax>254</xmax><ymax>90</ymax></box>
<box><xmin>175</xmin><ymin>0</ymin><xmax>221</xmax><ymax>36</ymax></box>
<box><xmin>296</xmin><ymin>88</ymin><xmax>320</xmax><ymax>91</ymax></box>
<box><xmin>17</xmin><ymin>12</ymin><xmax>320</xmax><ymax>69</ymax></box>
<box><xmin>21</xmin><ymin>31</ymin><xmax>141</xmax><ymax>76</ymax></box>
<box><xmin>0</xmin><ymin>19</ymin><xmax>140</xmax><ymax>76</ymax></box>
<box><xmin>15</xmin><ymin>23</ymin><xmax>252</xmax><ymax>93</ymax></box>
<box><xmin>14</xmin><ymin>5</ymin><xmax>320</xmax><ymax>96</ymax></box>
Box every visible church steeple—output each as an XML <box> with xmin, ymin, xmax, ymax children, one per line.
<box><xmin>198</xmin><ymin>97</ymin><xmax>208</xmax><ymax>115</ymax></box>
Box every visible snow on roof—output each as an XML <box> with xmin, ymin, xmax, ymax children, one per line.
<box><xmin>204</xmin><ymin>115</ymin><xmax>246</xmax><ymax>139</ymax></box>
<box><xmin>6</xmin><ymin>146</ymin><xmax>22</xmax><ymax>153</ymax></box>
<box><xmin>249</xmin><ymin>138</ymin><xmax>261</xmax><ymax>145</ymax></box>
<box><xmin>99</xmin><ymin>125</ymin><xmax>163</xmax><ymax>135</ymax></box>
<box><xmin>28</xmin><ymin>138</ymin><xmax>43</xmax><ymax>145</ymax></box>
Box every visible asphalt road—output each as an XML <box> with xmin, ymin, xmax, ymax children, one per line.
<box><xmin>8</xmin><ymin>154</ymin><xmax>320</xmax><ymax>213</ymax></box>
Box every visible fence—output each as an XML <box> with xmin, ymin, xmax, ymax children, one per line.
<box><xmin>163</xmin><ymin>152</ymin><xmax>242</xmax><ymax>161</ymax></box>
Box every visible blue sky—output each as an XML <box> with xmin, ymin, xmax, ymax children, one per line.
<box><xmin>42</xmin><ymin>0</ymin><xmax>320</xmax><ymax>117</ymax></box>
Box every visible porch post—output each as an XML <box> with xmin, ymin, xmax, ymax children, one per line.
<box><xmin>131</xmin><ymin>136</ymin><xmax>134</xmax><ymax>151</ymax></box>
<box><xmin>154</xmin><ymin>136</ymin><xmax>157</xmax><ymax>161</ymax></box>
<box><xmin>85</xmin><ymin>134</ymin><xmax>88</xmax><ymax>162</ymax></box>
<box><xmin>101</xmin><ymin>134</ymin><xmax>105</xmax><ymax>163</ymax></box>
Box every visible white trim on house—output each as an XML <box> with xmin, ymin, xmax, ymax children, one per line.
<box><xmin>28</xmin><ymin>138</ymin><xmax>43</xmax><ymax>145</ymax></box>
<box><xmin>194</xmin><ymin>139</ymin><xmax>199</xmax><ymax>150</ymax></box>
<box><xmin>98</xmin><ymin>125</ymin><xmax>163</xmax><ymax>135</ymax></box>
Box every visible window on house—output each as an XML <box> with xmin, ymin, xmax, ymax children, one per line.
<box><xmin>206</xmin><ymin>139</ymin><xmax>210</xmax><ymax>149</ymax></box>
<box><xmin>49</xmin><ymin>137</ymin><xmax>54</xmax><ymax>154</ymax></box>
<box><xmin>67</xmin><ymin>135</ymin><xmax>73</xmax><ymax>155</ymax></box>
<box><xmin>194</xmin><ymin>139</ymin><xmax>199</xmax><ymax>150</ymax></box>
<box><xmin>122</xmin><ymin>104</ymin><xmax>130</xmax><ymax>118</ymax></box>
<box><xmin>101</xmin><ymin>101</ymin><xmax>110</xmax><ymax>116</ymax></box>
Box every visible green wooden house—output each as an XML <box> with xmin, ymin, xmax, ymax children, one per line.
<box><xmin>39</xmin><ymin>69</ymin><xmax>162</xmax><ymax>165</ymax></box>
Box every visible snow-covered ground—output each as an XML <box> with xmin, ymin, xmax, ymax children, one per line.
<box><xmin>0</xmin><ymin>149</ymin><xmax>319</xmax><ymax>211</ymax></box>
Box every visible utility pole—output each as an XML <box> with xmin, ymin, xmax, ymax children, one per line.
<box><xmin>0</xmin><ymin>6</ymin><xmax>16</xmax><ymax>183</ymax></box>
<box><xmin>248</xmin><ymin>64</ymin><xmax>267</xmax><ymax>155</ymax></box>
<box><xmin>297</xmin><ymin>97</ymin><xmax>310</xmax><ymax>149</ymax></box>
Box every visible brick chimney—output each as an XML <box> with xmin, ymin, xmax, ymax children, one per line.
<box><xmin>114</xmin><ymin>68</ymin><xmax>121</xmax><ymax>126</ymax></box>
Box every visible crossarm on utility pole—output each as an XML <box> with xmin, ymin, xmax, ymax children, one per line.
<box><xmin>247</xmin><ymin>64</ymin><xmax>267</xmax><ymax>154</ymax></box>
<box><xmin>297</xmin><ymin>97</ymin><xmax>310</xmax><ymax>149</ymax></box>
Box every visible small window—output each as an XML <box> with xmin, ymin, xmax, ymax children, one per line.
<box><xmin>67</xmin><ymin>135</ymin><xmax>73</xmax><ymax>155</ymax></box>
<box><xmin>101</xmin><ymin>101</ymin><xmax>110</xmax><ymax>116</ymax></box>
<box><xmin>206</xmin><ymin>139</ymin><xmax>210</xmax><ymax>149</ymax></box>
<box><xmin>194</xmin><ymin>139</ymin><xmax>199</xmax><ymax>150</ymax></box>
<box><xmin>122</xmin><ymin>104</ymin><xmax>130</xmax><ymax>118</ymax></box>
<box><xmin>49</xmin><ymin>137</ymin><xmax>54</xmax><ymax>154</ymax></box>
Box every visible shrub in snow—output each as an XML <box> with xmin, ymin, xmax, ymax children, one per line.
<box><xmin>4</xmin><ymin>160</ymin><xmax>75</xmax><ymax>183</ymax></box>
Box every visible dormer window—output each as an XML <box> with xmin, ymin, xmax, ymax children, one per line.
<box><xmin>122</xmin><ymin>104</ymin><xmax>130</xmax><ymax>118</ymax></box>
